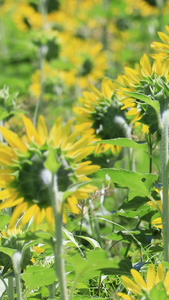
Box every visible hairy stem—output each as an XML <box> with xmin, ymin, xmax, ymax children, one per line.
<box><xmin>12</xmin><ymin>252</ymin><xmax>23</xmax><ymax>300</ymax></box>
<box><xmin>7</xmin><ymin>277</ymin><xmax>14</xmax><ymax>300</ymax></box>
<box><xmin>49</xmin><ymin>174</ymin><xmax>68</xmax><ymax>300</ymax></box>
<box><xmin>160</xmin><ymin>110</ymin><xmax>169</xmax><ymax>262</ymax></box>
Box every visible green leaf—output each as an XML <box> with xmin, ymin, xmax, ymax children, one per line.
<box><xmin>0</xmin><ymin>108</ymin><xmax>9</xmax><ymax>121</ymax></box>
<box><xmin>95</xmin><ymin>168</ymin><xmax>158</xmax><ymax>197</ymax></box>
<box><xmin>63</xmin><ymin>227</ymin><xmax>84</xmax><ymax>256</ymax></box>
<box><xmin>0</xmin><ymin>247</ymin><xmax>16</xmax><ymax>258</ymax></box>
<box><xmin>121</xmin><ymin>91</ymin><xmax>160</xmax><ymax>114</ymax></box>
<box><xmin>0</xmin><ymin>214</ymin><xmax>10</xmax><ymax>230</ymax></box>
<box><xmin>150</xmin><ymin>282</ymin><xmax>168</xmax><ymax>300</ymax></box>
<box><xmin>77</xmin><ymin>236</ymin><xmax>101</xmax><ymax>249</ymax></box>
<box><xmin>67</xmin><ymin>249</ymin><xmax>131</xmax><ymax>282</ymax></box>
<box><xmin>44</xmin><ymin>147</ymin><xmax>60</xmax><ymax>174</ymax></box>
<box><xmin>72</xmin><ymin>297</ymin><xmax>107</xmax><ymax>300</ymax></box>
<box><xmin>0</xmin><ymin>279</ymin><xmax>7</xmax><ymax>298</ymax></box>
<box><xmin>16</xmin><ymin>230</ymin><xmax>53</xmax><ymax>246</ymax></box>
<box><xmin>21</xmin><ymin>266</ymin><xmax>56</xmax><ymax>291</ymax></box>
<box><xmin>94</xmin><ymin>138</ymin><xmax>147</xmax><ymax>150</ymax></box>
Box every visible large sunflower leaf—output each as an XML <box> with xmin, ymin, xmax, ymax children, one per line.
<box><xmin>121</xmin><ymin>91</ymin><xmax>160</xmax><ymax>114</ymax></box>
<box><xmin>95</xmin><ymin>168</ymin><xmax>158</xmax><ymax>197</ymax></box>
<box><xmin>94</xmin><ymin>138</ymin><xmax>147</xmax><ymax>150</ymax></box>
<box><xmin>21</xmin><ymin>266</ymin><xmax>56</xmax><ymax>291</ymax></box>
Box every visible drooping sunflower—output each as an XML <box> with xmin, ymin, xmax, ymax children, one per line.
<box><xmin>117</xmin><ymin>54</ymin><xmax>169</xmax><ymax>134</ymax></box>
<box><xmin>74</xmin><ymin>78</ymin><xmax>129</xmax><ymax>154</ymax></box>
<box><xmin>151</xmin><ymin>25</ymin><xmax>169</xmax><ymax>60</ymax></box>
<box><xmin>0</xmin><ymin>115</ymin><xmax>100</xmax><ymax>230</ymax></box>
<box><xmin>118</xmin><ymin>263</ymin><xmax>169</xmax><ymax>299</ymax></box>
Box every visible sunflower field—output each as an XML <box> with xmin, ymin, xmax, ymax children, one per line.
<box><xmin>1</xmin><ymin>0</ymin><xmax>169</xmax><ymax>299</ymax></box>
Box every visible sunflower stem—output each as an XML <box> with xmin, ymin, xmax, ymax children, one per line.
<box><xmin>33</xmin><ymin>0</ymin><xmax>46</xmax><ymax>126</ymax></box>
<box><xmin>14</xmin><ymin>271</ymin><xmax>23</xmax><ymax>300</ymax></box>
<box><xmin>160</xmin><ymin>109</ymin><xmax>169</xmax><ymax>263</ymax></box>
<box><xmin>50</xmin><ymin>174</ymin><xmax>68</xmax><ymax>300</ymax></box>
<box><xmin>6</xmin><ymin>277</ymin><xmax>14</xmax><ymax>300</ymax></box>
<box><xmin>12</xmin><ymin>252</ymin><xmax>23</xmax><ymax>300</ymax></box>
<box><xmin>7</xmin><ymin>277</ymin><xmax>14</xmax><ymax>300</ymax></box>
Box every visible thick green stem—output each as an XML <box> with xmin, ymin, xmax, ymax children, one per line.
<box><xmin>160</xmin><ymin>110</ymin><xmax>169</xmax><ymax>262</ymax></box>
<box><xmin>15</xmin><ymin>271</ymin><xmax>22</xmax><ymax>300</ymax></box>
<box><xmin>148</xmin><ymin>133</ymin><xmax>152</xmax><ymax>174</ymax></box>
<box><xmin>50</xmin><ymin>174</ymin><xmax>68</xmax><ymax>300</ymax></box>
<box><xmin>12</xmin><ymin>252</ymin><xmax>23</xmax><ymax>300</ymax></box>
<box><xmin>7</xmin><ymin>277</ymin><xmax>14</xmax><ymax>300</ymax></box>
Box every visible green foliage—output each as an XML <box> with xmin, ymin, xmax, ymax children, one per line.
<box><xmin>95</xmin><ymin>168</ymin><xmax>158</xmax><ymax>197</ymax></box>
<box><xmin>0</xmin><ymin>0</ymin><xmax>169</xmax><ymax>299</ymax></box>
<box><xmin>95</xmin><ymin>138</ymin><xmax>148</xmax><ymax>150</ymax></box>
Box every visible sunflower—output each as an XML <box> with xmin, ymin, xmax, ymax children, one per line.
<box><xmin>125</xmin><ymin>0</ymin><xmax>167</xmax><ymax>16</ymax></box>
<box><xmin>29</xmin><ymin>63</ymin><xmax>60</xmax><ymax>100</ymax></box>
<box><xmin>151</xmin><ymin>25</ymin><xmax>169</xmax><ymax>60</ymax></box>
<box><xmin>13</xmin><ymin>3</ymin><xmax>42</xmax><ymax>32</ymax></box>
<box><xmin>74</xmin><ymin>78</ymin><xmax>129</xmax><ymax>154</ymax></box>
<box><xmin>117</xmin><ymin>54</ymin><xmax>169</xmax><ymax>134</ymax></box>
<box><xmin>61</xmin><ymin>37</ymin><xmax>108</xmax><ymax>89</ymax></box>
<box><xmin>117</xmin><ymin>263</ymin><xmax>169</xmax><ymax>299</ymax></box>
<box><xmin>0</xmin><ymin>115</ymin><xmax>100</xmax><ymax>230</ymax></box>
<box><xmin>76</xmin><ymin>40</ymin><xmax>108</xmax><ymax>89</ymax></box>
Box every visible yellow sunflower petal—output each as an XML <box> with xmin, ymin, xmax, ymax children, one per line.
<box><xmin>121</xmin><ymin>275</ymin><xmax>141</xmax><ymax>295</ymax></box>
<box><xmin>45</xmin><ymin>207</ymin><xmax>54</xmax><ymax>231</ymax></box>
<box><xmin>155</xmin><ymin>264</ymin><xmax>164</xmax><ymax>284</ymax></box>
<box><xmin>67</xmin><ymin>137</ymin><xmax>90</xmax><ymax>157</ymax></box>
<box><xmin>117</xmin><ymin>292</ymin><xmax>132</xmax><ymax>300</ymax></box>
<box><xmin>0</xmin><ymin>175</ymin><xmax>14</xmax><ymax>187</ymax></box>
<box><xmin>130</xmin><ymin>269</ymin><xmax>147</xmax><ymax>289</ymax></box>
<box><xmin>0</xmin><ymin>188</ymin><xmax>16</xmax><ymax>200</ymax></box>
<box><xmin>22</xmin><ymin>115</ymin><xmax>40</xmax><ymax>144</ymax></box>
<box><xmin>0</xmin><ymin>194</ymin><xmax>23</xmax><ymax>209</ymax></box>
<box><xmin>61</xmin><ymin>119</ymin><xmax>73</xmax><ymax>149</ymax></box>
<box><xmin>37</xmin><ymin>115</ymin><xmax>48</xmax><ymax>145</ymax></box>
<box><xmin>126</xmin><ymin>108</ymin><xmax>138</xmax><ymax>116</ymax></box>
<box><xmin>101</xmin><ymin>78</ymin><xmax>113</xmax><ymax>99</ymax></box>
<box><xmin>158</xmin><ymin>32</ymin><xmax>169</xmax><ymax>44</ymax></box>
<box><xmin>75</xmin><ymin>164</ymin><xmax>100</xmax><ymax>176</ymax></box>
<box><xmin>74</xmin><ymin>146</ymin><xmax>96</xmax><ymax>163</ymax></box>
<box><xmin>147</xmin><ymin>264</ymin><xmax>156</xmax><ymax>290</ymax></box>
<box><xmin>153</xmin><ymin>59</ymin><xmax>163</xmax><ymax>77</ymax></box>
<box><xmin>164</xmin><ymin>270</ymin><xmax>169</xmax><ymax>293</ymax></box>
<box><xmin>8</xmin><ymin>202</ymin><xmax>27</xmax><ymax>229</ymax></box>
<box><xmin>67</xmin><ymin>195</ymin><xmax>79</xmax><ymax>214</ymax></box>
<box><xmin>152</xmin><ymin>217</ymin><xmax>162</xmax><ymax>229</ymax></box>
<box><xmin>62</xmin><ymin>204</ymin><xmax>67</xmax><ymax>224</ymax></box>
<box><xmin>0</xmin><ymin>127</ymin><xmax>27</xmax><ymax>152</ymax></box>
<box><xmin>89</xmin><ymin>84</ymin><xmax>102</xmax><ymax>99</ymax></box>
<box><xmin>49</xmin><ymin>117</ymin><xmax>62</xmax><ymax>148</ymax></box>
<box><xmin>33</xmin><ymin>246</ymin><xmax>45</xmax><ymax>254</ymax></box>
<box><xmin>34</xmin><ymin>207</ymin><xmax>45</xmax><ymax>225</ymax></box>
<box><xmin>140</xmin><ymin>54</ymin><xmax>152</xmax><ymax>76</ymax></box>
<box><xmin>21</xmin><ymin>204</ymin><xmax>38</xmax><ymax>225</ymax></box>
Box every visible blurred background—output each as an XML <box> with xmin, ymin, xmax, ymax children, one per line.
<box><xmin>0</xmin><ymin>0</ymin><xmax>169</xmax><ymax>125</ymax></box>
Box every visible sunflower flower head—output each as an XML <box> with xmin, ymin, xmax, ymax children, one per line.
<box><xmin>0</xmin><ymin>115</ymin><xmax>100</xmax><ymax>230</ymax></box>
<box><xmin>118</xmin><ymin>263</ymin><xmax>169</xmax><ymax>299</ymax></box>
<box><xmin>0</xmin><ymin>228</ymin><xmax>31</xmax><ymax>275</ymax></box>
<box><xmin>151</xmin><ymin>26</ymin><xmax>169</xmax><ymax>60</ymax></box>
<box><xmin>74</xmin><ymin>78</ymin><xmax>129</xmax><ymax>154</ymax></box>
<box><xmin>118</xmin><ymin>54</ymin><xmax>169</xmax><ymax>134</ymax></box>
